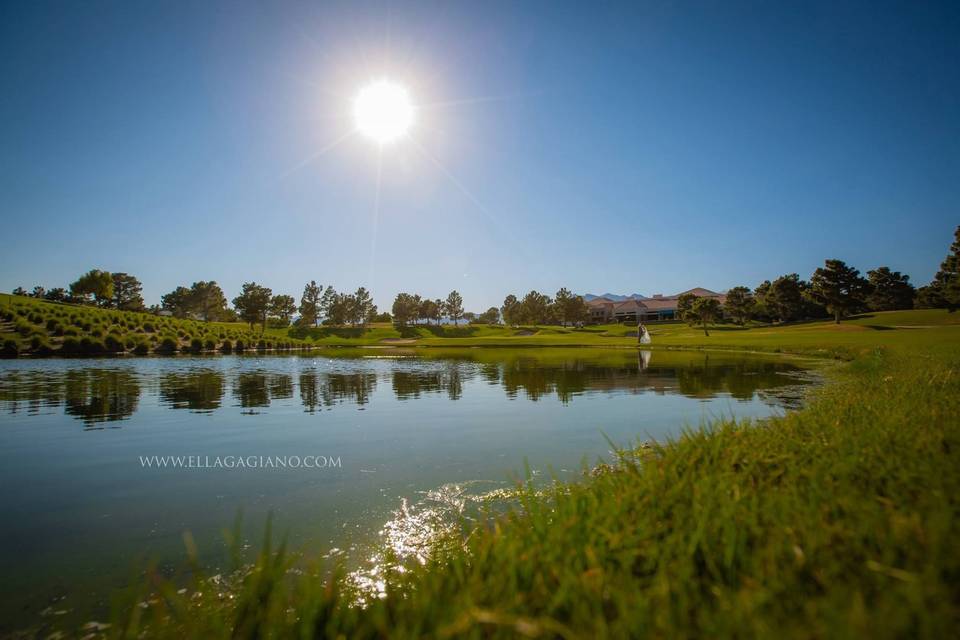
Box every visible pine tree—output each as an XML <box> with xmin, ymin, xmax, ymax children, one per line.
<box><xmin>809</xmin><ymin>260</ymin><xmax>869</xmax><ymax>323</ymax></box>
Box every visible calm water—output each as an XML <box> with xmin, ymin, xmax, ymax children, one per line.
<box><xmin>0</xmin><ymin>348</ymin><xmax>814</xmax><ymax>628</ymax></box>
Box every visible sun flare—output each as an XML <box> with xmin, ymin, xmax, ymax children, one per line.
<box><xmin>353</xmin><ymin>79</ymin><xmax>415</xmax><ymax>144</ymax></box>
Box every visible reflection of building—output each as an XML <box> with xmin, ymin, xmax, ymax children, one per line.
<box><xmin>586</xmin><ymin>288</ymin><xmax>727</xmax><ymax>323</ymax></box>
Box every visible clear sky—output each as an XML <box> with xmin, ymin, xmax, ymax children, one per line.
<box><xmin>1</xmin><ymin>0</ymin><xmax>958</xmax><ymax>311</ymax></box>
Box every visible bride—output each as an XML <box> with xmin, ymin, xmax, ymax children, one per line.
<box><xmin>638</xmin><ymin>322</ymin><xmax>651</xmax><ymax>344</ymax></box>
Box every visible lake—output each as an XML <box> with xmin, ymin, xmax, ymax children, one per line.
<box><xmin>0</xmin><ymin>348</ymin><xmax>816</xmax><ymax>630</ymax></box>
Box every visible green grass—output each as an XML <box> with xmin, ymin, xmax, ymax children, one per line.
<box><xmin>5</xmin><ymin>294</ymin><xmax>960</xmax><ymax>635</ymax></box>
<box><xmin>81</xmin><ymin>312</ymin><xmax>960</xmax><ymax>639</ymax></box>
<box><xmin>6</xmin><ymin>291</ymin><xmax>960</xmax><ymax>359</ymax></box>
<box><xmin>0</xmin><ymin>293</ymin><xmax>313</xmax><ymax>355</ymax></box>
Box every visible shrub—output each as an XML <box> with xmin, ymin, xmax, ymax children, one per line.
<box><xmin>79</xmin><ymin>337</ymin><xmax>106</xmax><ymax>355</ymax></box>
<box><xmin>60</xmin><ymin>337</ymin><xmax>80</xmax><ymax>354</ymax></box>
<box><xmin>235</xmin><ymin>339</ymin><xmax>246</xmax><ymax>352</ymax></box>
<box><xmin>257</xmin><ymin>339</ymin><xmax>268</xmax><ymax>351</ymax></box>
<box><xmin>143</xmin><ymin>322</ymin><xmax>156</xmax><ymax>333</ymax></box>
<box><xmin>104</xmin><ymin>334</ymin><xmax>125</xmax><ymax>353</ymax></box>
<box><xmin>220</xmin><ymin>339</ymin><xmax>233</xmax><ymax>353</ymax></box>
<box><xmin>15</xmin><ymin>319</ymin><xmax>34</xmax><ymax>337</ymax></box>
<box><xmin>31</xmin><ymin>338</ymin><xmax>55</xmax><ymax>357</ymax></box>
<box><xmin>189</xmin><ymin>337</ymin><xmax>203</xmax><ymax>353</ymax></box>
<box><xmin>132</xmin><ymin>340</ymin><xmax>150</xmax><ymax>355</ymax></box>
<box><xmin>156</xmin><ymin>336</ymin><xmax>179</xmax><ymax>354</ymax></box>
<box><xmin>204</xmin><ymin>338</ymin><xmax>217</xmax><ymax>351</ymax></box>
<box><xmin>45</xmin><ymin>318</ymin><xmax>59</xmax><ymax>331</ymax></box>
<box><xmin>1</xmin><ymin>339</ymin><xmax>18</xmax><ymax>358</ymax></box>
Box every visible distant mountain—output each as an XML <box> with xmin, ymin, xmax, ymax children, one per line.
<box><xmin>583</xmin><ymin>293</ymin><xmax>649</xmax><ymax>302</ymax></box>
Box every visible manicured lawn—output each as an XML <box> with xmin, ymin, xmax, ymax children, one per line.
<box><xmin>6</xmin><ymin>291</ymin><xmax>959</xmax><ymax>360</ymax></box>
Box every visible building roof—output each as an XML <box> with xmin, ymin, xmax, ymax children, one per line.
<box><xmin>639</xmin><ymin>298</ymin><xmax>679</xmax><ymax>310</ymax></box>
<box><xmin>677</xmin><ymin>287</ymin><xmax>721</xmax><ymax>297</ymax></box>
<box><xmin>586</xmin><ymin>297</ymin><xmax>615</xmax><ymax>307</ymax></box>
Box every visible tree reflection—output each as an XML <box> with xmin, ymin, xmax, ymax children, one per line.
<box><xmin>326</xmin><ymin>372</ymin><xmax>377</xmax><ymax>406</ymax></box>
<box><xmin>158</xmin><ymin>369</ymin><xmax>225</xmax><ymax>412</ymax></box>
<box><xmin>233</xmin><ymin>371</ymin><xmax>270</xmax><ymax>410</ymax></box>
<box><xmin>63</xmin><ymin>369</ymin><xmax>140</xmax><ymax>427</ymax></box>
<box><xmin>390</xmin><ymin>363</ymin><xmax>469</xmax><ymax>401</ymax></box>
<box><xmin>0</xmin><ymin>351</ymin><xmax>809</xmax><ymax>423</ymax></box>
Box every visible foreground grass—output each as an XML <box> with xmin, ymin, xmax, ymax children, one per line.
<box><xmin>100</xmin><ymin>329</ymin><xmax>960</xmax><ymax>638</ymax></box>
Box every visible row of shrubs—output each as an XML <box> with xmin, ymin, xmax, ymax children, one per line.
<box><xmin>1</xmin><ymin>335</ymin><xmax>313</xmax><ymax>358</ymax></box>
<box><xmin>0</xmin><ymin>295</ymin><xmax>313</xmax><ymax>357</ymax></box>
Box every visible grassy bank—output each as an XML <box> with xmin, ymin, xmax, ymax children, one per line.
<box><xmin>0</xmin><ymin>293</ymin><xmax>313</xmax><ymax>356</ymax></box>
<box><xmin>4</xmin><ymin>291</ymin><xmax>960</xmax><ymax>358</ymax></box>
<box><xmin>94</xmin><ymin>318</ymin><xmax>960</xmax><ymax>638</ymax></box>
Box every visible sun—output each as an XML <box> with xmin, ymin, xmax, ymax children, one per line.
<box><xmin>352</xmin><ymin>79</ymin><xmax>415</xmax><ymax>144</ymax></box>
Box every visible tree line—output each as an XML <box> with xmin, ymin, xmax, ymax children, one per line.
<box><xmin>680</xmin><ymin>226</ymin><xmax>960</xmax><ymax>332</ymax></box>
<box><xmin>11</xmin><ymin>226</ymin><xmax>960</xmax><ymax>330</ymax></box>
<box><xmin>499</xmin><ymin>288</ymin><xmax>591</xmax><ymax>327</ymax></box>
<box><xmin>390</xmin><ymin>290</ymin><xmax>472</xmax><ymax>326</ymax></box>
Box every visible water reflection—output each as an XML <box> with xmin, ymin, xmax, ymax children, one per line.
<box><xmin>158</xmin><ymin>370</ymin><xmax>224</xmax><ymax>412</ymax></box>
<box><xmin>62</xmin><ymin>369</ymin><xmax>140</xmax><ymax>427</ymax></box>
<box><xmin>0</xmin><ymin>350</ymin><xmax>813</xmax><ymax>425</ymax></box>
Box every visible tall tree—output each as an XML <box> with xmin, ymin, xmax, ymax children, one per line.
<box><xmin>520</xmin><ymin>290</ymin><xmax>552</xmax><ymax>326</ymax></box>
<box><xmin>232</xmin><ymin>282</ymin><xmax>273</xmax><ymax>330</ymax></box>
<box><xmin>161</xmin><ymin>286</ymin><xmax>192</xmax><ymax>318</ymax></box>
<box><xmin>501</xmin><ymin>295</ymin><xmax>521</xmax><ymax>326</ymax></box>
<box><xmin>688</xmin><ymin>297</ymin><xmax>722</xmax><ymax>336</ymax></box>
<box><xmin>326</xmin><ymin>293</ymin><xmax>352</xmax><ymax>326</ymax></box>
<box><xmin>318</xmin><ymin>286</ymin><xmax>338</xmax><ymax>322</ymax></box>
<box><xmin>431</xmin><ymin>298</ymin><xmax>445</xmax><ymax>325</ymax></box>
<box><xmin>554</xmin><ymin>288</ymin><xmax>575</xmax><ymax>326</ymax></box>
<box><xmin>30</xmin><ymin>286</ymin><xmax>45</xmax><ymax>299</ymax></box>
<box><xmin>724</xmin><ymin>286</ymin><xmax>755</xmax><ymax>325</ymax></box>
<box><xmin>392</xmin><ymin>293</ymin><xmax>419</xmax><ymax>326</ymax></box>
<box><xmin>44</xmin><ymin>288</ymin><xmax>67</xmax><ymax>302</ymax></box>
<box><xmin>554</xmin><ymin>288</ymin><xmax>588</xmax><ymax>327</ymax></box>
<box><xmin>866</xmin><ymin>267</ymin><xmax>915</xmax><ymax>311</ymax></box>
<box><xmin>753</xmin><ymin>280</ymin><xmax>773</xmax><ymax>320</ymax></box>
<box><xmin>677</xmin><ymin>293</ymin><xmax>699</xmax><ymax>325</ymax></box>
<box><xmin>767</xmin><ymin>274</ymin><xmax>805</xmax><ymax>322</ymax></box>
<box><xmin>569</xmin><ymin>295</ymin><xmax>590</xmax><ymax>326</ymax></box>
<box><xmin>445</xmin><ymin>290</ymin><xmax>464</xmax><ymax>325</ymax></box>
<box><xmin>189</xmin><ymin>281</ymin><xmax>227</xmax><ymax>321</ymax></box>
<box><xmin>809</xmin><ymin>259</ymin><xmax>869</xmax><ymax>323</ymax></box>
<box><xmin>351</xmin><ymin>287</ymin><xmax>374</xmax><ymax>326</ymax></box>
<box><xmin>269</xmin><ymin>294</ymin><xmax>297</xmax><ymax>326</ymax></box>
<box><xmin>299</xmin><ymin>281</ymin><xmax>323</xmax><ymax>327</ymax></box>
<box><xmin>70</xmin><ymin>269</ymin><xmax>114</xmax><ymax>307</ymax></box>
<box><xmin>419</xmin><ymin>298</ymin><xmax>438</xmax><ymax>325</ymax></box>
<box><xmin>111</xmin><ymin>273</ymin><xmax>144</xmax><ymax>311</ymax></box>
<box><xmin>920</xmin><ymin>225</ymin><xmax>960</xmax><ymax>311</ymax></box>
<box><xmin>479</xmin><ymin>307</ymin><xmax>501</xmax><ymax>324</ymax></box>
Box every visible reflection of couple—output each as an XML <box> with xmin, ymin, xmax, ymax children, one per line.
<box><xmin>637</xmin><ymin>323</ymin><xmax>651</xmax><ymax>344</ymax></box>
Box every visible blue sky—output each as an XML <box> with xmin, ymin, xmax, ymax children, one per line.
<box><xmin>1</xmin><ymin>0</ymin><xmax>957</xmax><ymax>311</ymax></box>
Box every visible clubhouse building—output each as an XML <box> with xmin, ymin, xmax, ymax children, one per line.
<box><xmin>586</xmin><ymin>288</ymin><xmax>726</xmax><ymax>324</ymax></box>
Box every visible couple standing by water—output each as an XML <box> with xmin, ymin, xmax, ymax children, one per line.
<box><xmin>638</xmin><ymin>323</ymin><xmax>651</xmax><ymax>344</ymax></box>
